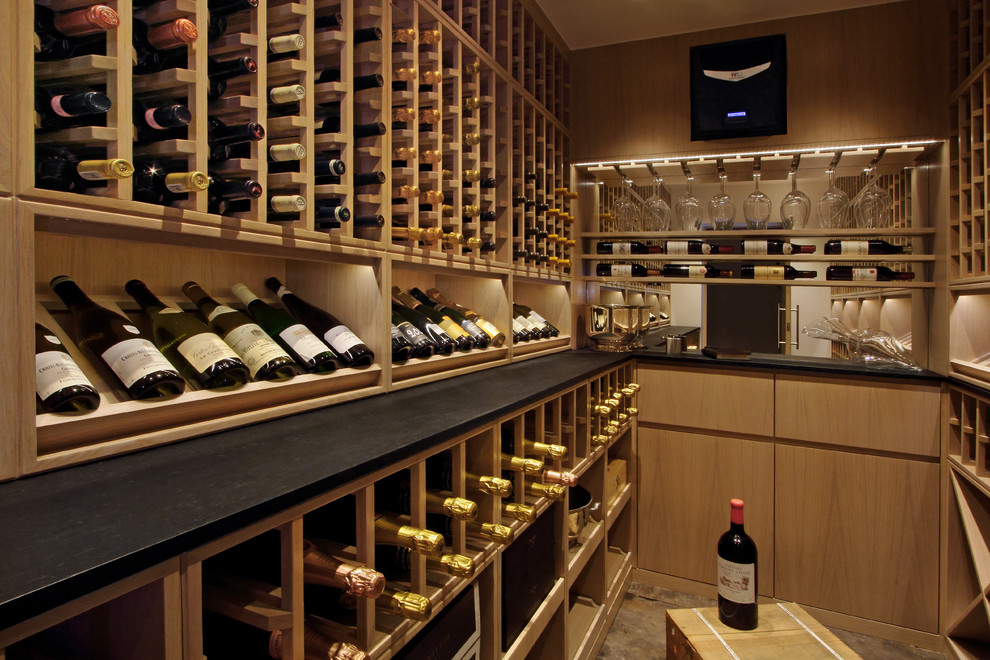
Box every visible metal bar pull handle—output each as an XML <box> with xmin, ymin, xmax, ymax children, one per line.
<box><xmin>778</xmin><ymin>305</ymin><xmax>800</xmax><ymax>350</ymax></box>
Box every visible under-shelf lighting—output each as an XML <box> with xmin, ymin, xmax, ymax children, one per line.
<box><xmin>573</xmin><ymin>139</ymin><xmax>941</xmax><ymax>169</ymax></box>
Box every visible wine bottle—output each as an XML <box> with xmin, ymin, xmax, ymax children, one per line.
<box><xmin>133</xmin><ymin>162</ymin><xmax>209</xmax><ymax>206</ymax></box>
<box><xmin>542</xmin><ymin>468</ymin><xmax>578</xmax><ymax>487</ymax></box>
<box><xmin>424</xmin><ymin>289</ymin><xmax>505</xmax><ymax>347</ymax></box>
<box><xmin>392</xmin><ymin>28</ymin><xmax>417</xmax><ymax>44</ymax></box>
<box><xmin>35</xmin><ymin>323</ymin><xmax>100</xmax><ymax>413</ymax></box>
<box><xmin>265</xmin><ymin>278</ymin><xmax>375</xmax><ymax>368</ymax></box>
<box><xmin>514</xmin><ymin>303</ymin><xmax>559</xmax><ymax>338</ymax></box>
<box><xmin>425</xmin><ymin>453</ymin><xmax>512</xmax><ymax>497</ymax></box>
<box><xmin>207</xmin><ymin>116</ymin><xmax>264</xmax><ymax>163</ymax></box>
<box><xmin>463</xmin><ymin>132</ymin><xmax>481</xmax><ymax>147</ymax></box>
<box><xmin>313</xmin><ymin>12</ymin><xmax>343</xmax><ymax>30</ymax></box>
<box><xmin>510</xmin><ymin>308</ymin><xmax>548</xmax><ymax>339</ymax></box>
<box><xmin>205</xmin><ymin>55</ymin><xmax>258</xmax><ymax>100</ymax></box>
<box><xmin>391</xmin><ymin>324</ymin><xmax>414</xmax><ymax>362</ymax></box>
<box><xmin>49</xmin><ymin>277</ymin><xmax>185</xmax><ymax>400</ymax></box>
<box><xmin>231</xmin><ymin>283</ymin><xmax>337</xmax><ymax>374</ymax></box>
<box><xmin>268</xmin><ymin>194</ymin><xmax>307</xmax><ymax>217</ymax></box>
<box><xmin>133</xmin><ymin>101</ymin><xmax>192</xmax><ymax>145</ymax></box>
<box><xmin>181</xmin><ymin>282</ymin><xmax>298</xmax><ymax>381</ymax></box>
<box><xmin>427</xmin><ymin>513</ymin><xmax>514</xmax><ymax>546</ymax></box>
<box><xmin>392</xmin><ymin>288</ymin><xmax>474</xmax><ymax>352</ymax></box>
<box><xmin>318</xmin><ymin>68</ymin><xmax>384</xmax><ymax>92</ymax></box>
<box><xmin>741</xmin><ymin>240</ymin><xmax>816</xmax><ymax>255</ymax></box>
<box><xmin>124</xmin><ymin>279</ymin><xmax>250</xmax><ymax>390</ymax></box>
<box><xmin>823</xmin><ymin>239</ymin><xmax>910</xmax><ymax>255</ymax></box>
<box><xmin>303</xmin><ymin>541</ymin><xmax>385</xmax><ymax>597</ymax></box>
<box><xmin>717</xmin><ymin>499</ymin><xmax>758</xmax><ymax>630</ymax></box>
<box><xmin>419</xmin><ymin>149</ymin><xmax>442</xmax><ymax>165</ymax></box>
<box><xmin>313</xmin><ymin>203</ymin><xmax>351</xmax><ymax>226</ymax></box>
<box><xmin>502</xmin><ymin>433</ymin><xmax>567</xmax><ymax>460</ymax></box>
<box><xmin>353</xmin><ymin>171</ymin><xmax>386</xmax><ymax>187</ymax></box>
<box><xmin>268</xmin><ymin>83</ymin><xmax>306</xmax><ymax>107</ymax></box>
<box><xmin>269</xmin><ymin>625</ymin><xmax>368</xmax><ymax>660</ymax></box>
<box><xmin>740</xmin><ymin>265</ymin><xmax>816</xmax><ymax>280</ymax></box>
<box><xmin>207</xmin><ymin>172</ymin><xmax>263</xmax><ymax>215</ymax></box>
<box><xmin>374</xmin><ymin>545</ymin><xmax>476</xmax><ymax>579</ymax></box>
<box><xmin>393</xmin><ymin>146</ymin><xmax>417</xmax><ymax>164</ymax></box>
<box><xmin>664</xmin><ymin>240</ymin><xmax>733</xmax><ymax>255</ymax></box>
<box><xmin>35</xmin><ymin>87</ymin><xmax>111</xmax><ymax>131</ymax></box>
<box><xmin>661</xmin><ymin>264</ymin><xmax>732</xmax><ymax>279</ymax></box>
<box><xmin>132</xmin><ymin>18</ymin><xmax>198</xmax><ymax>75</ymax></box>
<box><xmin>409</xmin><ymin>288</ymin><xmax>490</xmax><ymax>349</ymax></box>
<box><xmin>35</xmin><ymin>4</ymin><xmax>119</xmax><ymax>61</ymax></box>
<box><xmin>355</xmin><ymin>585</ymin><xmax>433</xmax><ymax>621</ymax></box>
<box><xmin>825</xmin><ymin>266</ymin><xmax>916</xmax><ymax>281</ymax></box>
<box><xmin>376</xmin><ymin>474</ymin><xmax>479</xmax><ymax>521</ymax></box>
<box><xmin>392</xmin><ymin>303</ymin><xmax>454</xmax><ymax>355</ymax></box>
<box><xmin>501</xmin><ymin>453</ymin><xmax>544</xmax><ymax>474</ymax></box>
<box><xmin>267</xmin><ymin>33</ymin><xmax>305</xmax><ymax>61</ymax></box>
<box><xmin>36</xmin><ymin>147</ymin><xmax>134</xmax><ymax>192</ymax></box>
<box><xmin>353</xmin><ymin>26</ymin><xmax>383</xmax><ymax>44</ymax></box>
<box><xmin>420</xmin><ymin>28</ymin><xmax>441</xmax><ymax>44</ymax></box>
<box><xmin>207</xmin><ymin>0</ymin><xmax>258</xmax><ymax>42</ymax></box>
<box><xmin>528</xmin><ymin>480</ymin><xmax>566</xmax><ymax>501</ymax></box>
<box><xmin>391</xmin><ymin>310</ymin><xmax>436</xmax><ymax>359</ymax></box>
<box><xmin>502</xmin><ymin>501</ymin><xmax>537</xmax><ymax>523</ymax></box>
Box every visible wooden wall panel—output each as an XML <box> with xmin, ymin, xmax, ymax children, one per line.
<box><xmin>0</xmin><ymin>0</ymin><xmax>15</xmax><ymax>194</ymax></box>
<box><xmin>570</xmin><ymin>0</ymin><xmax>948</xmax><ymax>161</ymax></box>
<box><xmin>0</xmin><ymin>198</ymin><xmax>26</xmax><ymax>480</ymax></box>
<box><xmin>775</xmin><ymin>444</ymin><xmax>939</xmax><ymax>632</ymax></box>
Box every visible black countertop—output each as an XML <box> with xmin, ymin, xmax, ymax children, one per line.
<box><xmin>0</xmin><ymin>351</ymin><xmax>628</xmax><ymax>632</ymax></box>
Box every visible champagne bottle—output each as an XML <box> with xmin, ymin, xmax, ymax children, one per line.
<box><xmin>133</xmin><ymin>101</ymin><xmax>192</xmax><ymax>145</ymax></box>
<box><xmin>35</xmin><ymin>87</ymin><xmax>111</xmax><ymax>131</ymax></box>
<box><xmin>124</xmin><ymin>279</ymin><xmax>250</xmax><ymax>390</ymax></box>
<box><xmin>392</xmin><ymin>302</ymin><xmax>454</xmax><ymax>355</ymax></box>
<box><xmin>392</xmin><ymin>28</ymin><xmax>417</xmax><ymax>44</ymax></box>
<box><xmin>35</xmin><ymin>4</ymin><xmax>119</xmax><ymax>61</ymax></box>
<box><xmin>391</xmin><ymin>324</ymin><xmax>414</xmax><ymax>362</ymax></box>
<box><xmin>425</xmin><ymin>453</ymin><xmax>512</xmax><ymax>497</ymax></box>
<box><xmin>424</xmin><ymin>289</ymin><xmax>505</xmax><ymax>347</ymax></box>
<box><xmin>502</xmin><ymin>452</ymin><xmax>544</xmax><ymax>474</ymax></box>
<box><xmin>375</xmin><ymin>474</ymin><xmax>479</xmax><ymax>521</ymax></box>
<box><xmin>181</xmin><ymin>282</ymin><xmax>298</xmax><ymax>381</ymax></box>
<box><xmin>231</xmin><ymin>283</ymin><xmax>337</xmax><ymax>374</ymax></box>
<box><xmin>305</xmin><ymin>584</ymin><xmax>433</xmax><ymax>623</ymax></box>
<box><xmin>741</xmin><ymin>240</ymin><xmax>816</xmax><ymax>255</ymax></box>
<box><xmin>133</xmin><ymin>162</ymin><xmax>209</xmax><ymax>206</ymax></box>
<box><xmin>825</xmin><ymin>266</ymin><xmax>916</xmax><ymax>281</ymax></box>
<box><xmin>49</xmin><ymin>277</ymin><xmax>185</xmax><ymax>399</ymax></box>
<box><xmin>529</xmin><ymin>480</ymin><xmax>566</xmax><ymax>501</ymax></box>
<box><xmin>35</xmin><ymin>323</ymin><xmax>100</xmax><ymax>413</ymax></box>
<box><xmin>542</xmin><ymin>468</ymin><xmax>578</xmax><ymax>487</ymax></box>
<box><xmin>391</xmin><ymin>310</ymin><xmax>436</xmax><ymax>359</ymax></box>
<box><xmin>740</xmin><ymin>265</ymin><xmax>817</xmax><ymax>280</ymax></box>
<box><xmin>392</xmin><ymin>288</ymin><xmax>474</xmax><ymax>352</ymax></box>
<box><xmin>303</xmin><ymin>541</ymin><xmax>385</xmax><ymax>597</ymax></box>
<box><xmin>717</xmin><ymin>499</ymin><xmax>758</xmax><ymax>630</ymax></box>
<box><xmin>269</xmin><ymin>626</ymin><xmax>368</xmax><ymax>660</ymax></box>
<box><xmin>823</xmin><ymin>239</ymin><xmax>910</xmax><ymax>255</ymax></box>
<box><xmin>132</xmin><ymin>18</ymin><xmax>198</xmax><ymax>74</ymax></box>
<box><xmin>409</xmin><ymin>288</ymin><xmax>490</xmax><ymax>349</ymax></box>
<box><xmin>427</xmin><ymin>513</ymin><xmax>514</xmax><ymax>546</ymax></box>
<box><xmin>502</xmin><ymin>501</ymin><xmax>536</xmax><ymax>523</ymax></box>
<box><xmin>265</xmin><ymin>278</ymin><xmax>375</xmax><ymax>368</ymax></box>
<box><xmin>501</xmin><ymin>431</ymin><xmax>567</xmax><ymax>460</ymax></box>
<box><xmin>374</xmin><ymin>545</ymin><xmax>476</xmax><ymax>579</ymax></box>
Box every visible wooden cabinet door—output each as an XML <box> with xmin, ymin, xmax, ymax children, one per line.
<box><xmin>775</xmin><ymin>445</ymin><xmax>939</xmax><ymax>632</ymax></box>
<box><xmin>638</xmin><ymin>427</ymin><xmax>774</xmax><ymax>595</ymax></box>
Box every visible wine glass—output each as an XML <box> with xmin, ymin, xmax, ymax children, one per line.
<box><xmin>817</xmin><ymin>169</ymin><xmax>849</xmax><ymax>229</ymax></box>
<box><xmin>613</xmin><ymin>186</ymin><xmax>641</xmax><ymax>232</ymax></box>
<box><xmin>708</xmin><ymin>175</ymin><xmax>735</xmax><ymax>230</ymax></box>
<box><xmin>643</xmin><ymin>183</ymin><xmax>671</xmax><ymax>231</ymax></box>
<box><xmin>852</xmin><ymin>167</ymin><xmax>892</xmax><ymax>229</ymax></box>
<box><xmin>743</xmin><ymin>172</ymin><xmax>772</xmax><ymax>230</ymax></box>
<box><xmin>675</xmin><ymin>178</ymin><xmax>703</xmax><ymax>230</ymax></box>
<box><xmin>779</xmin><ymin>171</ymin><xmax>811</xmax><ymax>229</ymax></box>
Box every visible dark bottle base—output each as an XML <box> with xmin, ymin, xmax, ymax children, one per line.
<box><xmin>717</xmin><ymin>595</ymin><xmax>758</xmax><ymax>630</ymax></box>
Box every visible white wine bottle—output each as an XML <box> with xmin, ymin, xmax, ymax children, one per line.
<box><xmin>50</xmin><ymin>276</ymin><xmax>185</xmax><ymax>399</ymax></box>
<box><xmin>34</xmin><ymin>322</ymin><xmax>100</xmax><ymax>413</ymax></box>
<box><xmin>124</xmin><ymin>279</ymin><xmax>249</xmax><ymax>390</ymax></box>
<box><xmin>182</xmin><ymin>282</ymin><xmax>299</xmax><ymax>382</ymax></box>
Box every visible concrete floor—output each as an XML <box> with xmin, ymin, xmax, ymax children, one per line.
<box><xmin>597</xmin><ymin>583</ymin><xmax>947</xmax><ymax>660</ymax></box>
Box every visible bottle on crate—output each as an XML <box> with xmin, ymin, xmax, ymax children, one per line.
<box><xmin>36</xmin><ymin>147</ymin><xmax>134</xmax><ymax>192</ymax></box>
<box><xmin>423</xmin><ymin>289</ymin><xmax>504</xmax><ymax>347</ymax></box>
<box><xmin>132</xmin><ymin>18</ymin><xmax>199</xmax><ymax>75</ymax></box>
<box><xmin>133</xmin><ymin>162</ymin><xmax>209</xmax><ymax>206</ymax></box>
<box><xmin>392</xmin><ymin>302</ymin><xmax>454</xmax><ymax>355</ymax></box>
<box><xmin>207</xmin><ymin>172</ymin><xmax>263</xmax><ymax>215</ymax></box>
<box><xmin>392</xmin><ymin>310</ymin><xmax>437</xmax><ymax>359</ymax></box>
<box><xmin>35</xmin><ymin>4</ymin><xmax>120</xmax><ymax>61</ymax></box>
<box><xmin>49</xmin><ymin>277</ymin><xmax>185</xmax><ymax>400</ymax></box>
<box><xmin>125</xmin><ymin>279</ymin><xmax>250</xmax><ymax>390</ymax></box>
<box><xmin>207</xmin><ymin>116</ymin><xmax>264</xmax><ymax>163</ymax></box>
<box><xmin>741</xmin><ymin>240</ymin><xmax>816</xmax><ymax>255</ymax></box>
<box><xmin>392</xmin><ymin>288</ymin><xmax>474</xmax><ymax>352</ymax></box>
<box><xmin>34</xmin><ymin>322</ymin><xmax>101</xmax><ymax>414</ymax></box>
<box><xmin>375</xmin><ymin>473</ymin><xmax>479</xmax><ymax>521</ymax></box>
<box><xmin>409</xmin><ymin>288</ymin><xmax>490</xmax><ymax>349</ymax></box>
<box><xmin>265</xmin><ymin>278</ymin><xmax>375</xmax><ymax>368</ymax></box>
<box><xmin>823</xmin><ymin>239</ymin><xmax>911</xmax><ymax>255</ymax></box>
<box><xmin>740</xmin><ymin>265</ymin><xmax>816</xmax><ymax>280</ymax></box>
<box><xmin>825</xmin><ymin>266</ymin><xmax>916</xmax><ymax>282</ymax></box>
<box><xmin>231</xmin><ymin>283</ymin><xmax>337</xmax><ymax>374</ymax></box>
<box><xmin>267</xmin><ymin>33</ymin><xmax>305</xmax><ymax>61</ymax></box>
<box><xmin>181</xmin><ymin>282</ymin><xmax>299</xmax><ymax>382</ymax></box>
<box><xmin>717</xmin><ymin>499</ymin><xmax>758</xmax><ymax>630</ymax></box>
<box><xmin>206</xmin><ymin>0</ymin><xmax>259</xmax><ymax>42</ymax></box>
<box><xmin>375</xmin><ymin>544</ymin><xmax>476</xmax><ymax>579</ymax></box>
<box><xmin>35</xmin><ymin>87</ymin><xmax>111</xmax><ymax>132</ymax></box>
<box><xmin>133</xmin><ymin>101</ymin><xmax>192</xmax><ymax>145</ymax></box>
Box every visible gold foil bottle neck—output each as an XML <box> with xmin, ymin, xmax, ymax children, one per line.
<box><xmin>386</xmin><ymin>590</ymin><xmax>433</xmax><ymax>620</ymax></box>
<box><xmin>509</xmin><ymin>456</ymin><xmax>543</xmax><ymax>474</ymax></box>
<box><xmin>505</xmin><ymin>502</ymin><xmax>537</xmax><ymax>523</ymax></box>
<box><xmin>626</xmin><ymin>407</ymin><xmax>639</xmax><ymax>417</ymax></box>
<box><xmin>343</xmin><ymin>566</ymin><xmax>386</xmax><ymax>598</ymax></box>
<box><xmin>536</xmin><ymin>483</ymin><xmax>566</xmax><ymax>501</ymax></box>
<box><xmin>592</xmin><ymin>434</ymin><xmax>610</xmax><ymax>446</ymax></box>
<box><xmin>617</xmin><ymin>413</ymin><xmax>629</xmax><ymax>423</ymax></box>
<box><xmin>478</xmin><ymin>475</ymin><xmax>512</xmax><ymax>497</ymax></box>
<box><xmin>439</xmin><ymin>553</ymin><xmax>476</xmax><ymax>577</ymax></box>
<box><xmin>479</xmin><ymin>522</ymin><xmax>514</xmax><ymax>544</ymax></box>
<box><xmin>54</xmin><ymin>5</ymin><xmax>119</xmax><ymax>37</ymax></box>
<box><xmin>621</xmin><ymin>386</ymin><xmax>636</xmax><ymax>397</ymax></box>
<box><xmin>535</xmin><ymin>441</ymin><xmax>568</xmax><ymax>460</ymax></box>
<box><xmin>443</xmin><ymin>496</ymin><xmax>478</xmax><ymax>521</ymax></box>
<box><xmin>397</xmin><ymin>525</ymin><xmax>444</xmax><ymax>557</ymax></box>
<box><xmin>604</xmin><ymin>425</ymin><xmax>620</xmax><ymax>436</ymax></box>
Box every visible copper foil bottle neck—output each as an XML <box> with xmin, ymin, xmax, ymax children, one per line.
<box><xmin>54</xmin><ymin>5</ymin><xmax>119</xmax><ymax>37</ymax></box>
<box><xmin>147</xmin><ymin>18</ymin><xmax>199</xmax><ymax>50</ymax></box>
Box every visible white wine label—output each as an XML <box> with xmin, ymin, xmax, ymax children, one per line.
<box><xmin>753</xmin><ymin>266</ymin><xmax>784</xmax><ymax>279</ymax></box>
<box><xmin>269</xmin><ymin>34</ymin><xmax>305</xmax><ymax>53</ymax></box>
<box><xmin>207</xmin><ymin>305</ymin><xmax>238</xmax><ymax>323</ymax></box>
<box><xmin>717</xmin><ymin>557</ymin><xmax>756</xmax><ymax>604</ymax></box>
<box><xmin>144</xmin><ymin>108</ymin><xmax>166</xmax><ymax>130</ymax></box>
<box><xmin>279</xmin><ymin>324</ymin><xmax>330</xmax><ymax>365</ymax></box>
<box><xmin>743</xmin><ymin>240</ymin><xmax>767</xmax><ymax>255</ymax></box>
<box><xmin>611</xmin><ymin>264</ymin><xmax>633</xmax><ymax>277</ymax></box>
<box><xmin>324</xmin><ymin>325</ymin><xmax>365</xmax><ymax>354</ymax></box>
<box><xmin>511</xmin><ymin>318</ymin><xmax>527</xmax><ymax>333</ymax></box>
<box><xmin>36</xmin><ymin>351</ymin><xmax>93</xmax><ymax>400</ymax></box>
<box><xmin>852</xmin><ymin>267</ymin><xmax>878</xmax><ymax>281</ymax></box>
<box><xmin>176</xmin><ymin>333</ymin><xmax>241</xmax><ymax>374</ymax></box>
<box><xmin>526</xmin><ymin>310</ymin><xmax>548</xmax><ymax>324</ymax></box>
<box><xmin>224</xmin><ymin>324</ymin><xmax>291</xmax><ymax>377</ymax></box>
<box><xmin>398</xmin><ymin>322</ymin><xmax>427</xmax><ymax>342</ymax></box>
<box><xmin>50</xmin><ymin>95</ymin><xmax>73</xmax><ymax>118</ymax></box>
<box><xmin>688</xmin><ymin>265</ymin><xmax>708</xmax><ymax>278</ymax></box>
<box><xmin>516</xmin><ymin>315</ymin><xmax>541</xmax><ymax>332</ymax></box>
<box><xmin>102</xmin><ymin>338</ymin><xmax>178</xmax><ymax>388</ymax></box>
<box><xmin>477</xmin><ymin>319</ymin><xmax>502</xmax><ymax>339</ymax></box>
<box><xmin>438</xmin><ymin>317</ymin><xmax>467</xmax><ymax>339</ymax></box>
<box><xmin>841</xmin><ymin>241</ymin><xmax>870</xmax><ymax>255</ymax></box>
<box><xmin>665</xmin><ymin>241</ymin><xmax>689</xmax><ymax>255</ymax></box>
<box><xmin>612</xmin><ymin>242</ymin><xmax>633</xmax><ymax>255</ymax></box>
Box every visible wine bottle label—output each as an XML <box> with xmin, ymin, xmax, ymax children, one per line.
<box><xmin>101</xmin><ymin>338</ymin><xmax>178</xmax><ymax>388</ymax></box>
<box><xmin>477</xmin><ymin>318</ymin><xmax>501</xmax><ymax>338</ymax></box>
<box><xmin>324</xmin><ymin>325</ymin><xmax>365</xmax><ymax>354</ymax></box>
<box><xmin>610</xmin><ymin>242</ymin><xmax>632</xmax><ymax>255</ymax></box>
<box><xmin>526</xmin><ymin>310</ymin><xmax>548</xmax><ymax>324</ymax></box>
<box><xmin>176</xmin><ymin>333</ymin><xmax>241</xmax><ymax>374</ymax></box>
<box><xmin>50</xmin><ymin>96</ymin><xmax>73</xmax><ymax>118</ymax></box>
<box><xmin>36</xmin><ymin>351</ymin><xmax>93</xmax><ymax>400</ymax></box>
<box><xmin>751</xmin><ymin>266</ymin><xmax>784</xmax><ymax>279</ymax></box>
<box><xmin>207</xmin><ymin>305</ymin><xmax>238</xmax><ymax>323</ymax></box>
<box><xmin>610</xmin><ymin>264</ymin><xmax>633</xmax><ymax>277</ymax></box>
<box><xmin>688</xmin><ymin>266</ymin><xmax>708</xmax><ymax>278</ymax></box>
<box><xmin>438</xmin><ymin>317</ymin><xmax>466</xmax><ymax>339</ymax></box>
<box><xmin>223</xmin><ymin>323</ymin><xmax>291</xmax><ymax>377</ymax></box>
<box><xmin>841</xmin><ymin>241</ymin><xmax>870</xmax><ymax>255</ymax></box>
<box><xmin>279</xmin><ymin>323</ymin><xmax>330</xmax><ymax>365</ymax></box>
<box><xmin>511</xmin><ymin>318</ymin><xmax>527</xmax><ymax>333</ymax></box>
<box><xmin>852</xmin><ymin>267</ymin><xmax>878</xmax><ymax>281</ymax></box>
<box><xmin>144</xmin><ymin>108</ymin><xmax>167</xmax><ymax>130</ymax></box>
<box><xmin>666</xmin><ymin>241</ymin><xmax>707</xmax><ymax>255</ymax></box>
<box><xmin>743</xmin><ymin>240</ymin><xmax>774</xmax><ymax>255</ymax></box>
<box><xmin>717</xmin><ymin>557</ymin><xmax>756</xmax><ymax>604</ymax></box>
<box><xmin>425</xmin><ymin>322</ymin><xmax>447</xmax><ymax>340</ymax></box>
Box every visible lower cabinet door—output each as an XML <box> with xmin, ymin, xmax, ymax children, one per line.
<box><xmin>774</xmin><ymin>444</ymin><xmax>939</xmax><ymax>632</ymax></box>
<box><xmin>637</xmin><ymin>427</ymin><xmax>774</xmax><ymax>596</ymax></box>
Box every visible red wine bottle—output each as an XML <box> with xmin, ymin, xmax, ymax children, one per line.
<box><xmin>353</xmin><ymin>26</ymin><xmax>383</xmax><ymax>44</ymax></box>
<box><xmin>317</xmin><ymin>68</ymin><xmax>384</xmax><ymax>92</ymax></box>
<box><xmin>133</xmin><ymin>161</ymin><xmax>209</xmax><ymax>206</ymax></box>
<box><xmin>35</xmin><ymin>147</ymin><xmax>134</xmax><ymax>192</ymax></box>
<box><xmin>314</xmin><ymin>12</ymin><xmax>343</xmax><ymax>30</ymax></box>
<box><xmin>740</xmin><ymin>265</ymin><xmax>816</xmax><ymax>280</ymax></box>
<box><xmin>825</xmin><ymin>266</ymin><xmax>915</xmax><ymax>281</ymax></box>
<box><xmin>741</xmin><ymin>240</ymin><xmax>815</xmax><ymax>255</ymax></box>
<box><xmin>662</xmin><ymin>264</ymin><xmax>732</xmax><ymax>278</ymax></box>
<box><xmin>823</xmin><ymin>239</ymin><xmax>909</xmax><ymax>255</ymax></box>
<box><xmin>207</xmin><ymin>116</ymin><xmax>264</xmax><ymax>163</ymax></box>
<box><xmin>207</xmin><ymin>0</ymin><xmax>258</xmax><ymax>41</ymax></box>
<box><xmin>664</xmin><ymin>240</ymin><xmax>733</xmax><ymax>255</ymax></box>
<box><xmin>205</xmin><ymin>56</ymin><xmax>258</xmax><ymax>99</ymax></box>
<box><xmin>717</xmin><ymin>499</ymin><xmax>758</xmax><ymax>630</ymax></box>
<box><xmin>132</xmin><ymin>18</ymin><xmax>198</xmax><ymax>74</ymax></box>
<box><xmin>265</xmin><ymin>278</ymin><xmax>375</xmax><ymax>368</ymax></box>
<box><xmin>50</xmin><ymin>276</ymin><xmax>185</xmax><ymax>400</ymax></box>
<box><xmin>35</xmin><ymin>323</ymin><xmax>101</xmax><ymax>413</ymax></box>
<box><xmin>595</xmin><ymin>240</ymin><xmax>660</xmax><ymax>255</ymax></box>
<box><xmin>595</xmin><ymin>263</ymin><xmax>660</xmax><ymax>277</ymax></box>
<box><xmin>35</xmin><ymin>4</ymin><xmax>119</xmax><ymax>61</ymax></box>
<box><xmin>35</xmin><ymin>87</ymin><xmax>111</xmax><ymax>131</ymax></box>
<box><xmin>207</xmin><ymin>172</ymin><xmax>263</xmax><ymax>214</ymax></box>
<box><xmin>133</xmin><ymin>101</ymin><xmax>192</xmax><ymax>144</ymax></box>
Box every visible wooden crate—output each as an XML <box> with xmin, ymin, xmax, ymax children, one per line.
<box><xmin>666</xmin><ymin>604</ymin><xmax>862</xmax><ymax>660</ymax></box>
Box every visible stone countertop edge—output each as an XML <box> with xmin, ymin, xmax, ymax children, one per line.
<box><xmin>0</xmin><ymin>352</ymin><xmax>628</xmax><ymax>633</ymax></box>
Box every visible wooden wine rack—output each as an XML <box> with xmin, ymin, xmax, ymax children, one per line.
<box><xmin>3</xmin><ymin>0</ymin><xmax>579</xmax><ymax>480</ymax></box>
<box><xmin>0</xmin><ymin>361</ymin><xmax>637</xmax><ymax>660</ymax></box>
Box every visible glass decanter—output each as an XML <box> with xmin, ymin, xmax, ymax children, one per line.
<box><xmin>743</xmin><ymin>172</ymin><xmax>772</xmax><ymax>230</ymax></box>
<box><xmin>779</xmin><ymin>171</ymin><xmax>811</xmax><ymax>229</ymax></box>
<box><xmin>817</xmin><ymin>169</ymin><xmax>849</xmax><ymax>229</ymax></box>
<box><xmin>675</xmin><ymin>178</ymin><xmax>703</xmax><ymax>230</ymax></box>
<box><xmin>852</xmin><ymin>167</ymin><xmax>892</xmax><ymax>229</ymax></box>
<box><xmin>708</xmin><ymin>175</ymin><xmax>735</xmax><ymax>230</ymax></box>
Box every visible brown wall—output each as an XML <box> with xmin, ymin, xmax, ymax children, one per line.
<box><xmin>570</xmin><ymin>0</ymin><xmax>948</xmax><ymax>162</ymax></box>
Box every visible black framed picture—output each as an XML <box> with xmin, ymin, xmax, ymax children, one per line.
<box><xmin>690</xmin><ymin>34</ymin><xmax>787</xmax><ymax>141</ymax></box>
